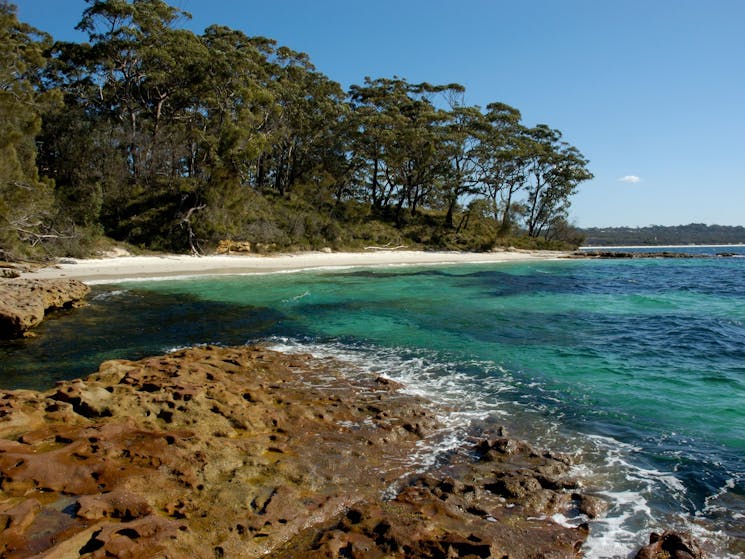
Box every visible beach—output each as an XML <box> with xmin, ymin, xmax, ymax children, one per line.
<box><xmin>21</xmin><ymin>249</ymin><xmax>565</xmax><ymax>283</ymax></box>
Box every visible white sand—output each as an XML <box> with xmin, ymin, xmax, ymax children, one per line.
<box><xmin>21</xmin><ymin>249</ymin><xmax>567</xmax><ymax>284</ymax></box>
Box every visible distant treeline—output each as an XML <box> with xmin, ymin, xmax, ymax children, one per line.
<box><xmin>580</xmin><ymin>224</ymin><xmax>745</xmax><ymax>246</ymax></box>
<box><xmin>0</xmin><ymin>0</ymin><xmax>593</xmax><ymax>259</ymax></box>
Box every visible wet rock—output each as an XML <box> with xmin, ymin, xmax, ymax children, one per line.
<box><xmin>270</xmin><ymin>483</ymin><xmax>587</xmax><ymax>558</ymax></box>
<box><xmin>0</xmin><ymin>278</ymin><xmax>89</xmax><ymax>337</ymax></box>
<box><xmin>635</xmin><ymin>530</ymin><xmax>706</xmax><ymax>559</ymax></box>
<box><xmin>486</xmin><ymin>472</ymin><xmax>543</xmax><ymax>498</ymax></box>
<box><xmin>574</xmin><ymin>493</ymin><xmax>609</xmax><ymax>519</ymax></box>
<box><xmin>0</xmin><ymin>346</ymin><xmax>590</xmax><ymax>557</ymax></box>
<box><xmin>476</xmin><ymin>436</ymin><xmax>535</xmax><ymax>458</ymax></box>
<box><xmin>458</xmin><ymin>435</ymin><xmax>581</xmax><ymax>519</ymax></box>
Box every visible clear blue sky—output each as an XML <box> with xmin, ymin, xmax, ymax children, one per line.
<box><xmin>16</xmin><ymin>0</ymin><xmax>745</xmax><ymax>227</ymax></box>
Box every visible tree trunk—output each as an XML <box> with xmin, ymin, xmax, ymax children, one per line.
<box><xmin>371</xmin><ymin>157</ymin><xmax>380</xmax><ymax>208</ymax></box>
<box><xmin>395</xmin><ymin>191</ymin><xmax>406</xmax><ymax>227</ymax></box>
<box><xmin>256</xmin><ymin>155</ymin><xmax>266</xmax><ymax>189</ymax></box>
<box><xmin>499</xmin><ymin>188</ymin><xmax>514</xmax><ymax>236</ymax></box>
<box><xmin>455</xmin><ymin>210</ymin><xmax>469</xmax><ymax>234</ymax></box>
<box><xmin>128</xmin><ymin>109</ymin><xmax>138</xmax><ymax>178</ymax></box>
<box><xmin>445</xmin><ymin>194</ymin><xmax>457</xmax><ymax>229</ymax></box>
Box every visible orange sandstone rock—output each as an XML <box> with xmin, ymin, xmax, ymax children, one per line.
<box><xmin>0</xmin><ymin>278</ymin><xmax>90</xmax><ymax>337</ymax></box>
<box><xmin>0</xmin><ymin>346</ymin><xmax>590</xmax><ymax>558</ymax></box>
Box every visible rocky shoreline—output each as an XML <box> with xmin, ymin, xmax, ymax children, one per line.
<box><xmin>570</xmin><ymin>250</ymin><xmax>706</xmax><ymax>259</ymax></box>
<box><xmin>0</xmin><ymin>277</ymin><xmax>90</xmax><ymax>338</ymax></box>
<box><xmin>0</xmin><ymin>345</ymin><xmax>708</xmax><ymax>558</ymax></box>
<box><xmin>570</xmin><ymin>249</ymin><xmax>743</xmax><ymax>259</ymax></box>
<box><xmin>0</xmin><ymin>345</ymin><xmax>594</xmax><ymax>558</ymax></box>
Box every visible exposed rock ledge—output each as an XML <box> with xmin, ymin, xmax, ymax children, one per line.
<box><xmin>0</xmin><ymin>345</ymin><xmax>597</xmax><ymax>558</ymax></box>
<box><xmin>0</xmin><ymin>278</ymin><xmax>90</xmax><ymax>338</ymax></box>
<box><xmin>0</xmin><ymin>346</ymin><xmax>705</xmax><ymax>558</ymax></box>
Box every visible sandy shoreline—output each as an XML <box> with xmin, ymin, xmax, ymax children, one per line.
<box><xmin>21</xmin><ymin>249</ymin><xmax>567</xmax><ymax>283</ymax></box>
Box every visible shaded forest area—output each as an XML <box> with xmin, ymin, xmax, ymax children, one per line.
<box><xmin>1</xmin><ymin>0</ymin><xmax>594</xmax><ymax>259</ymax></box>
<box><xmin>580</xmin><ymin>224</ymin><xmax>745</xmax><ymax>246</ymax></box>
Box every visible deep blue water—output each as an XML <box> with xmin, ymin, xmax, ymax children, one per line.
<box><xmin>1</xmin><ymin>253</ymin><xmax>744</xmax><ymax>557</ymax></box>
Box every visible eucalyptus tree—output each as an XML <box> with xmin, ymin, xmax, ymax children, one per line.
<box><xmin>44</xmin><ymin>0</ymin><xmax>217</xmax><ymax>249</ymax></box>
<box><xmin>521</xmin><ymin>124</ymin><xmax>593</xmax><ymax>238</ymax></box>
<box><xmin>348</xmin><ymin>77</ymin><xmax>460</xmax><ymax>225</ymax></box>
<box><xmin>73</xmin><ymin>0</ymin><xmax>197</xmax><ymax>179</ymax></box>
<box><xmin>346</xmin><ymin>77</ymin><xmax>400</xmax><ymax>211</ymax></box>
<box><xmin>50</xmin><ymin>0</ymin><xmax>283</xmax><ymax>250</ymax></box>
<box><xmin>471</xmin><ymin>102</ymin><xmax>527</xmax><ymax>237</ymax></box>
<box><xmin>0</xmin><ymin>1</ymin><xmax>59</xmax><ymax>255</ymax></box>
<box><xmin>260</xmin><ymin>46</ymin><xmax>347</xmax><ymax>199</ymax></box>
<box><xmin>40</xmin><ymin>30</ymin><xmax>119</xmax><ymax>233</ymax></box>
<box><xmin>181</xmin><ymin>27</ymin><xmax>348</xmax><ymax>247</ymax></box>
<box><xmin>190</xmin><ymin>25</ymin><xmax>277</xmax><ymax>245</ymax></box>
<box><xmin>439</xmin><ymin>103</ymin><xmax>482</xmax><ymax>229</ymax></box>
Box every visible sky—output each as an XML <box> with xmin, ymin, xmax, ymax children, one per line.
<box><xmin>15</xmin><ymin>0</ymin><xmax>745</xmax><ymax>228</ymax></box>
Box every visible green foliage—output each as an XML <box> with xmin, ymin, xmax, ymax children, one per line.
<box><xmin>3</xmin><ymin>0</ymin><xmax>594</xmax><ymax>259</ymax></box>
<box><xmin>521</xmin><ymin>125</ymin><xmax>593</xmax><ymax>238</ymax></box>
<box><xmin>0</xmin><ymin>2</ymin><xmax>59</xmax><ymax>258</ymax></box>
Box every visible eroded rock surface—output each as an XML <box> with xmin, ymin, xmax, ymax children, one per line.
<box><xmin>0</xmin><ymin>346</ymin><xmax>590</xmax><ymax>557</ymax></box>
<box><xmin>0</xmin><ymin>278</ymin><xmax>90</xmax><ymax>337</ymax></box>
<box><xmin>634</xmin><ymin>530</ymin><xmax>706</xmax><ymax>559</ymax></box>
<box><xmin>271</xmin><ymin>434</ymin><xmax>591</xmax><ymax>558</ymax></box>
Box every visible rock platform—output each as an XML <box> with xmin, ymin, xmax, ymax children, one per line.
<box><xmin>0</xmin><ymin>346</ymin><xmax>593</xmax><ymax>558</ymax></box>
<box><xmin>0</xmin><ymin>278</ymin><xmax>90</xmax><ymax>338</ymax></box>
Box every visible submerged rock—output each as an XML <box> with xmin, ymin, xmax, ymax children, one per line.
<box><xmin>0</xmin><ymin>278</ymin><xmax>90</xmax><ymax>337</ymax></box>
<box><xmin>0</xmin><ymin>346</ymin><xmax>591</xmax><ymax>558</ymax></box>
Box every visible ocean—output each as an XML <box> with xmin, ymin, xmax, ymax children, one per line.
<box><xmin>2</xmin><ymin>247</ymin><xmax>744</xmax><ymax>557</ymax></box>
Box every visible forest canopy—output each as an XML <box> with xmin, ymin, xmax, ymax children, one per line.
<box><xmin>0</xmin><ymin>0</ymin><xmax>594</xmax><ymax>259</ymax></box>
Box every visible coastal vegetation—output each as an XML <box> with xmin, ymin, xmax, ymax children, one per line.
<box><xmin>0</xmin><ymin>0</ymin><xmax>593</xmax><ymax>260</ymax></box>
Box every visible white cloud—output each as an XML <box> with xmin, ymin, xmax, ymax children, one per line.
<box><xmin>618</xmin><ymin>175</ymin><xmax>641</xmax><ymax>184</ymax></box>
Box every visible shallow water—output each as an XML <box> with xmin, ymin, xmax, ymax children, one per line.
<box><xmin>2</xmin><ymin>255</ymin><xmax>744</xmax><ymax>557</ymax></box>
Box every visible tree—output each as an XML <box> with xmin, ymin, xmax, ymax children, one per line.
<box><xmin>439</xmin><ymin>102</ymin><xmax>481</xmax><ymax>228</ymax></box>
<box><xmin>13</xmin><ymin>0</ymin><xmax>594</xmax><ymax>255</ymax></box>
<box><xmin>188</xmin><ymin>25</ymin><xmax>278</xmax><ymax>249</ymax></box>
<box><xmin>74</xmin><ymin>0</ymin><xmax>195</xmax><ymax>178</ymax></box>
<box><xmin>521</xmin><ymin>125</ymin><xmax>593</xmax><ymax>238</ymax></box>
<box><xmin>52</xmin><ymin>0</ymin><xmax>244</xmax><ymax>250</ymax></box>
<box><xmin>260</xmin><ymin>46</ymin><xmax>347</xmax><ymax>198</ymax></box>
<box><xmin>348</xmin><ymin>77</ymin><xmax>460</xmax><ymax>226</ymax></box>
<box><xmin>471</xmin><ymin>102</ymin><xmax>526</xmax><ymax>238</ymax></box>
<box><xmin>0</xmin><ymin>1</ymin><xmax>59</xmax><ymax>255</ymax></box>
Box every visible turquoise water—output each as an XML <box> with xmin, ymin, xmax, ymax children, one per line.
<box><xmin>1</xmin><ymin>255</ymin><xmax>744</xmax><ymax>557</ymax></box>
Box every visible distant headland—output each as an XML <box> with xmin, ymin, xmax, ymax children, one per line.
<box><xmin>578</xmin><ymin>223</ymin><xmax>745</xmax><ymax>246</ymax></box>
